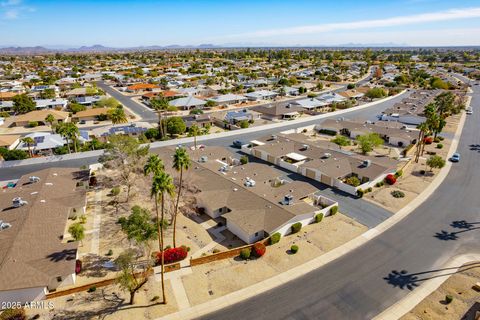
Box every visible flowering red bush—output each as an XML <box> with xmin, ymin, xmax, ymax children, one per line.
<box><xmin>156</xmin><ymin>246</ymin><xmax>188</xmax><ymax>265</ymax></box>
<box><xmin>423</xmin><ymin>137</ymin><xmax>433</xmax><ymax>145</ymax></box>
<box><xmin>385</xmin><ymin>174</ymin><xmax>397</xmax><ymax>185</ymax></box>
<box><xmin>252</xmin><ymin>242</ymin><xmax>266</xmax><ymax>257</ymax></box>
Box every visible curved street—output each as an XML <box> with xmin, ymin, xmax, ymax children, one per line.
<box><xmin>199</xmin><ymin>83</ymin><xmax>480</xmax><ymax>319</ymax></box>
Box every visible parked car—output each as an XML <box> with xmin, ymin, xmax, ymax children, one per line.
<box><xmin>450</xmin><ymin>153</ymin><xmax>461</xmax><ymax>162</ymax></box>
<box><xmin>233</xmin><ymin>140</ymin><xmax>245</xmax><ymax>148</ymax></box>
<box><xmin>467</xmin><ymin>110</ymin><xmax>473</xmax><ymax>115</ymax></box>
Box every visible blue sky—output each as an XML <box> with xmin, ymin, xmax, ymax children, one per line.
<box><xmin>1</xmin><ymin>0</ymin><xmax>480</xmax><ymax>47</ymax></box>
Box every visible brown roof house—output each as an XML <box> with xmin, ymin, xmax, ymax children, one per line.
<box><xmin>0</xmin><ymin>168</ymin><xmax>88</xmax><ymax>304</ymax></box>
<box><xmin>0</xmin><ymin>134</ymin><xmax>21</xmax><ymax>150</ymax></box>
<box><xmin>243</xmin><ymin>133</ymin><xmax>398</xmax><ymax>196</ymax></box>
<box><xmin>72</xmin><ymin>107</ymin><xmax>110</xmax><ymax>122</ymax></box>
<box><xmin>9</xmin><ymin>110</ymin><xmax>69</xmax><ymax>127</ymax></box>
<box><xmin>158</xmin><ymin>146</ymin><xmax>338</xmax><ymax>244</ymax></box>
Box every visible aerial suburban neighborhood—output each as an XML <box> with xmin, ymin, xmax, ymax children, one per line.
<box><xmin>0</xmin><ymin>1</ymin><xmax>480</xmax><ymax>320</ymax></box>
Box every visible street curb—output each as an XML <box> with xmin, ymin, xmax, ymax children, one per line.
<box><xmin>154</xmin><ymin>95</ymin><xmax>469</xmax><ymax>320</ymax></box>
<box><xmin>0</xmin><ymin>90</ymin><xmax>407</xmax><ymax>168</ymax></box>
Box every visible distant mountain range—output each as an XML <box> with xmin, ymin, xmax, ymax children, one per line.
<box><xmin>0</xmin><ymin>43</ymin><xmax>477</xmax><ymax>54</ymax></box>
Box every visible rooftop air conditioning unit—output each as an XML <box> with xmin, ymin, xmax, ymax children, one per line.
<box><xmin>282</xmin><ymin>194</ymin><xmax>294</xmax><ymax>205</ymax></box>
<box><xmin>29</xmin><ymin>176</ymin><xmax>40</xmax><ymax>183</ymax></box>
<box><xmin>303</xmin><ymin>144</ymin><xmax>309</xmax><ymax>150</ymax></box>
<box><xmin>323</xmin><ymin>153</ymin><xmax>331</xmax><ymax>159</ymax></box>
<box><xmin>12</xmin><ymin>197</ymin><xmax>28</xmax><ymax>208</ymax></box>
<box><xmin>0</xmin><ymin>221</ymin><xmax>11</xmax><ymax>230</ymax></box>
<box><xmin>363</xmin><ymin>160</ymin><xmax>372</xmax><ymax>167</ymax></box>
<box><xmin>244</xmin><ymin>178</ymin><xmax>256</xmax><ymax>187</ymax></box>
<box><xmin>271</xmin><ymin>135</ymin><xmax>277</xmax><ymax>140</ymax></box>
<box><xmin>199</xmin><ymin>156</ymin><xmax>208</xmax><ymax>163</ymax></box>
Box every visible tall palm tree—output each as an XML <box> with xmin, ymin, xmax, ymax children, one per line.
<box><xmin>108</xmin><ymin>107</ymin><xmax>128</xmax><ymax>125</ymax></box>
<box><xmin>150</xmin><ymin>171</ymin><xmax>175</xmax><ymax>304</ymax></box>
<box><xmin>21</xmin><ymin>137</ymin><xmax>35</xmax><ymax>157</ymax></box>
<box><xmin>188</xmin><ymin>124</ymin><xmax>201</xmax><ymax>150</ymax></box>
<box><xmin>57</xmin><ymin>122</ymin><xmax>79</xmax><ymax>153</ymax></box>
<box><xmin>150</xmin><ymin>97</ymin><xmax>170</xmax><ymax>139</ymax></box>
<box><xmin>45</xmin><ymin>114</ymin><xmax>55</xmax><ymax>133</ymax></box>
<box><xmin>172</xmin><ymin>147</ymin><xmax>190</xmax><ymax>247</ymax></box>
<box><xmin>144</xmin><ymin>154</ymin><xmax>164</xmax><ymax>177</ymax></box>
<box><xmin>415</xmin><ymin>122</ymin><xmax>430</xmax><ymax>163</ymax></box>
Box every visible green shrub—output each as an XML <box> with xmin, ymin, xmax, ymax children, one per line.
<box><xmin>28</xmin><ymin>121</ymin><xmax>39</xmax><ymax>127</ymax></box>
<box><xmin>240</xmin><ymin>248</ymin><xmax>251</xmax><ymax>260</ymax></box>
<box><xmin>375</xmin><ymin>181</ymin><xmax>385</xmax><ymax>187</ymax></box>
<box><xmin>367</xmin><ymin>187</ymin><xmax>373</xmax><ymax>193</ymax></box>
<box><xmin>79</xmin><ymin>215</ymin><xmax>87</xmax><ymax>224</ymax></box>
<box><xmin>240</xmin><ymin>155</ymin><xmax>248</xmax><ymax>165</ymax></box>
<box><xmin>445</xmin><ymin>294</ymin><xmax>453</xmax><ymax>304</ymax></box>
<box><xmin>438</xmin><ymin>136</ymin><xmax>445</xmax><ymax>141</ymax></box>
<box><xmin>88</xmin><ymin>286</ymin><xmax>97</xmax><ymax>293</ymax></box>
<box><xmin>291</xmin><ymin>222</ymin><xmax>302</xmax><ymax>234</ymax></box>
<box><xmin>330</xmin><ymin>206</ymin><xmax>338</xmax><ymax>216</ymax></box>
<box><xmin>315</xmin><ymin>213</ymin><xmax>324</xmax><ymax>223</ymax></box>
<box><xmin>0</xmin><ymin>308</ymin><xmax>27</xmax><ymax>320</ymax></box>
<box><xmin>436</xmin><ymin>143</ymin><xmax>443</xmax><ymax>149</ymax></box>
<box><xmin>290</xmin><ymin>245</ymin><xmax>299</xmax><ymax>254</ymax></box>
<box><xmin>270</xmin><ymin>232</ymin><xmax>281</xmax><ymax>245</ymax></box>
<box><xmin>151</xmin><ymin>295</ymin><xmax>160</xmax><ymax>302</ymax></box>
<box><xmin>433</xmin><ymin>137</ymin><xmax>441</xmax><ymax>143</ymax></box>
<box><xmin>391</xmin><ymin>190</ymin><xmax>405</xmax><ymax>198</ymax></box>
<box><xmin>395</xmin><ymin>170</ymin><xmax>403</xmax><ymax>178</ymax></box>
<box><xmin>357</xmin><ymin>189</ymin><xmax>364</xmax><ymax>198</ymax></box>
<box><xmin>106</xmin><ymin>249</ymin><xmax>113</xmax><ymax>256</ymax></box>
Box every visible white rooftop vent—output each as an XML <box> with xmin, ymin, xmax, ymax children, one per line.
<box><xmin>322</xmin><ymin>153</ymin><xmax>332</xmax><ymax>159</ymax></box>
<box><xmin>244</xmin><ymin>178</ymin><xmax>256</xmax><ymax>187</ymax></box>
<box><xmin>363</xmin><ymin>160</ymin><xmax>372</xmax><ymax>167</ymax></box>
<box><xmin>29</xmin><ymin>176</ymin><xmax>40</xmax><ymax>183</ymax></box>
<box><xmin>233</xmin><ymin>188</ymin><xmax>238</xmax><ymax>191</ymax></box>
<box><xmin>45</xmin><ymin>182</ymin><xmax>53</xmax><ymax>186</ymax></box>
<box><xmin>199</xmin><ymin>156</ymin><xmax>208</xmax><ymax>163</ymax></box>
<box><xmin>12</xmin><ymin>197</ymin><xmax>28</xmax><ymax>208</ymax></box>
<box><xmin>302</xmin><ymin>144</ymin><xmax>309</xmax><ymax>150</ymax></box>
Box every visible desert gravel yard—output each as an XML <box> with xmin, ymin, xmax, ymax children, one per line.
<box><xmin>401</xmin><ymin>262</ymin><xmax>480</xmax><ymax>320</ymax></box>
<box><xmin>182</xmin><ymin>213</ymin><xmax>367</xmax><ymax>306</ymax></box>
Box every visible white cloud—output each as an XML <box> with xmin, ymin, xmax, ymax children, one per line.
<box><xmin>1</xmin><ymin>0</ymin><xmax>33</xmax><ymax>20</ymax></box>
<box><xmin>223</xmin><ymin>7</ymin><xmax>480</xmax><ymax>39</ymax></box>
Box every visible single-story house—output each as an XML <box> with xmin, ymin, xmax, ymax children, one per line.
<box><xmin>224</xmin><ymin>110</ymin><xmax>255</xmax><ymax>124</ymax></box>
<box><xmin>72</xmin><ymin>108</ymin><xmax>110</xmax><ymax>122</ymax></box>
<box><xmin>244</xmin><ymin>90</ymin><xmax>278</xmax><ymax>101</ymax></box>
<box><xmin>0</xmin><ymin>92</ymin><xmax>17</xmax><ymax>101</ymax></box>
<box><xmin>0</xmin><ymin>168</ymin><xmax>87</xmax><ymax>304</ymax></box>
<box><xmin>208</xmin><ymin>94</ymin><xmax>247</xmax><ymax>105</ymax></box>
<box><xmin>126</xmin><ymin>83</ymin><xmax>160</xmax><ymax>93</ymax></box>
<box><xmin>253</xmin><ymin>103</ymin><xmax>304</xmax><ymax>121</ymax></box>
<box><xmin>0</xmin><ymin>134</ymin><xmax>21</xmax><ymax>150</ymax></box>
<box><xmin>89</xmin><ymin>122</ymin><xmax>154</xmax><ymax>141</ymax></box>
<box><xmin>10</xmin><ymin>110</ymin><xmax>69</xmax><ymax>127</ymax></box>
<box><xmin>169</xmin><ymin>96</ymin><xmax>207</xmax><ymax>110</ymax></box>
<box><xmin>290</xmin><ymin>98</ymin><xmax>328</xmax><ymax>111</ymax></box>
<box><xmin>75</xmin><ymin>95</ymin><xmax>106</xmax><ymax>106</ymax></box>
<box><xmin>34</xmin><ymin>99</ymin><xmax>68</xmax><ymax>110</ymax></box>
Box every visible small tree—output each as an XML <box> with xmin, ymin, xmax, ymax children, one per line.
<box><xmin>115</xmin><ymin>249</ymin><xmax>149</xmax><ymax>305</ymax></box>
<box><xmin>68</xmin><ymin>222</ymin><xmax>85</xmax><ymax>245</ymax></box>
<box><xmin>331</xmin><ymin>135</ymin><xmax>350</xmax><ymax>147</ymax></box>
<box><xmin>165</xmin><ymin>116</ymin><xmax>186</xmax><ymax>136</ymax></box>
<box><xmin>240</xmin><ymin>155</ymin><xmax>248</xmax><ymax>165</ymax></box>
<box><xmin>21</xmin><ymin>137</ymin><xmax>35</xmax><ymax>158</ymax></box>
<box><xmin>12</xmin><ymin>94</ymin><xmax>35</xmax><ymax>114</ymax></box>
<box><xmin>291</xmin><ymin>222</ymin><xmax>302</xmax><ymax>234</ymax></box>
<box><xmin>426</xmin><ymin>155</ymin><xmax>445</xmax><ymax>172</ymax></box>
<box><xmin>356</xmin><ymin>133</ymin><xmax>384</xmax><ymax>154</ymax></box>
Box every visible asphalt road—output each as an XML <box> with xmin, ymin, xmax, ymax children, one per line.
<box><xmin>96</xmin><ymin>81</ymin><xmax>158</xmax><ymax>121</ymax></box>
<box><xmin>200</xmin><ymin>82</ymin><xmax>480</xmax><ymax>319</ymax></box>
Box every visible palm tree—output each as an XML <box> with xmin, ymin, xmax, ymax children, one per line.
<box><xmin>108</xmin><ymin>107</ymin><xmax>128</xmax><ymax>125</ymax></box>
<box><xmin>57</xmin><ymin>122</ymin><xmax>79</xmax><ymax>153</ymax></box>
<box><xmin>150</xmin><ymin>171</ymin><xmax>175</xmax><ymax>304</ymax></box>
<box><xmin>21</xmin><ymin>137</ymin><xmax>35</xmax><ymax>157</ymax></box>
<box><xmin>188</xmin><ymin>124</ymin><xmax>201</xmax><ymax>150</ymax></box>
<box><xmin>150</xmin><ymin>97</ymin><xmax>170</xmax><ymax>139</ymax></box>
<box><xmin>172</xmin><ymin>147</ymin><xmax>191</xmax><ymax>247</ymax></box>
<box><xmin>414</xmin><ymin>122</ymin><xmax>430</xmax><ymax>163</ymax></box>
<box><xmin>45</xmin><ymin>114</ymin><xmax>55</xmax><ymax>133</ymax></box>
<box><xmin>144</xmin><ymin>154</ymin><xmax>164</xmax><ymax>177</ymax></box>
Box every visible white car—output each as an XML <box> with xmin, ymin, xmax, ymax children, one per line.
<box><xmin>466</xmin><ymin>109</ymin><xmax>473</xmax><ymax>115</ymax></box>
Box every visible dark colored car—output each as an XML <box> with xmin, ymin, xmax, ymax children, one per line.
<box><xmin>75</xmin><ymin>259</ymin><xmax>82</xmax><ymax>274</ymax></box>
<box><xmin>233</xmin><ymin>140</ymin><xmax>245</xmax><ymax>148</ymax></box>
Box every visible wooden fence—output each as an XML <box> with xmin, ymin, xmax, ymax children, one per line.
<box><xmin>190</xmin><ymin>239</ymin><xmax>269</xmax><ymax>267</ymax></box>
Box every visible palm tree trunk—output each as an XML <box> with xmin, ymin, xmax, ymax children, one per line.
<box><xmin>194</xmin><ymin>135</ymin><xmax>197</xmax><ymax>150</ymax></box>
<box><xmin>66</xmin><ymin>137</ymin><xmax>71</xmax><ymax>154</ymax></box>
<box><xmin>158</xmin><ymin>112</ymin><xmax>164</xmax><ymax>138</ymax></box>
<box><xmin>73</xmin><ymin>138</ymin><xmax>78</xmax><ymax>153</ymax></box>
<box><xmin>154</xmin><ymin>194</ymin><xmax>162</xmax><ymax>255</ymax></box>
<box><xmin>160</xmin><ymin>193</ymin><xmax>166</xmax><ymax>304</ymax></box>
<box><xmin>172</xmin><ymin>168</ymin><xmax>183</xmax><ymax>248</ymax></box>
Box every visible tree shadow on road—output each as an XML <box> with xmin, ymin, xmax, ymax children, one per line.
<box><xmin>434</xmin><ymin>220</ymin><xmax>480</xmax><ymax>241</ymax></box>
<box><xmin>384</xmin><ymin>262</ymin><xmax>480</xmax><ymax>291</ymax></box>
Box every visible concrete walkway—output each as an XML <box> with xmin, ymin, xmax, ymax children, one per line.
<box><xmin>90</xmin><ymin>190</ymin><xmax>102</xmax><ymax>255</ymax></box>
<box><xmin>154</xmin><ymin>96</ymin><xmax>469</xmax><ymax>320</ymax></box>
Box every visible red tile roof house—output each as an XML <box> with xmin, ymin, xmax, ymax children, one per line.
<box><xmin>126</xmin><ymin>83</ymin><xmax>161</xmax><ymax>94</ymax></box>
<box><xmin>0</xmin><ymin>168</ymin><xmax>88</xmax><ymax>304</ymax></box>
